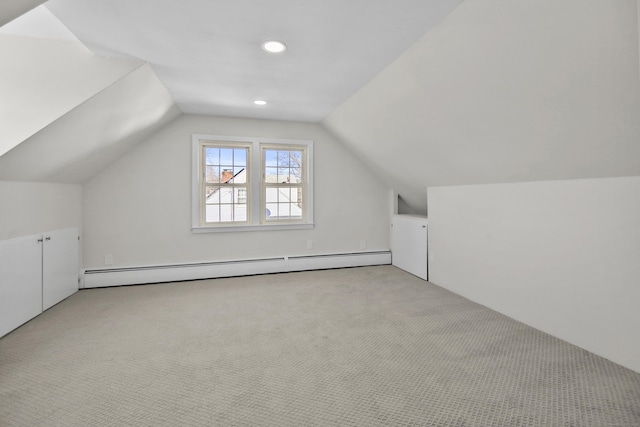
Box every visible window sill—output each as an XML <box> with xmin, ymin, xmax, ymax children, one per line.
<box><xmin>192</xmin><ymin>223</ymin><xmax>314</xmax><ymax>233</ymax></box>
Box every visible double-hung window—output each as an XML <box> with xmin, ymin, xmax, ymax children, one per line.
<box><xmin>200</xmin><ymin>143</ymin><xmax>250</xmax><ymax>224</ymax></box>
<box><xmin>192</xmin><ymin>135</ymin><xmax>313</xmax><ymax>232</ymax></box>
<box><xmin>262</xmin><ymin>145</ymin><xmax>307</xmax><ymax>223</ymax></box>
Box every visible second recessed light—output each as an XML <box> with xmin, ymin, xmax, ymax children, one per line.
<box><xmin>254</xmin><ymin>100</ymin><xmax>267</xmax><ymax>106</ymax></box>
<box><xmin>262</xmin><ymin>40</ymin><xmax>286</xmax><ymax>54</ymax></box>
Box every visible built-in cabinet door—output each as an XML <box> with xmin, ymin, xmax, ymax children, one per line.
<box><xmin>0</xmin><ymin>235</ymin><xmax>43</xmax><ymax>337</ymax></box>
<box><xmin>43</xmin><ymin>228</ymin><xmax>79</xmax><ymax>311</ymax></box>
<box><xmin>391</xmin><ymin>215</ymin><xmax>428</xmax><ymax>280</ymax></box>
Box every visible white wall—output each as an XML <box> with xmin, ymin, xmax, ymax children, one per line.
<box><xmin>427</xmin><ymin>176</ymin><xmax>640</xmax><ymax>373</ymax></box>
<box><xmin>0</xmin><ymin>181</ymin><xmax>82</xmax><ymax>241</ymax></box>
<box><xmin>82</xmin><ymin>115</ymin><xmax>390</xmax><ymax>268</ymax></box>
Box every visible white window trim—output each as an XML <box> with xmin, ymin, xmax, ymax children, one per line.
<box><xmin>192</xmin><ymin>134</ymin><xmax>314</xmax><ymax>233</ymax></box>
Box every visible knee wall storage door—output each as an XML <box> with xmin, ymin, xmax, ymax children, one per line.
<box><xmin>0</xmin><ymin>228</ymin><xmax>79</xmax><ymax>337</ymax></box>
<box><xmin>43</xmin><ymin>228</ymin><xmax>79</xmax><ymax>311</ymax></box>
<box><xmin>0</xmin><ymin>235</ymin><xmax>43</xmax><ymax>337</ymax></box>
<box><xmin>391</xmin><ymin>215</ymin><xmax>428</xmax><ymax>280</ymax></box>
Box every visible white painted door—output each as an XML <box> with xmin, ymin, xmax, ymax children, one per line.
<box><xmin>0</xmin><ymin>234</ymin><xmax>43</xmax><ymax>337</ymax></box>
<box><xmin>391</xmin><ymin>215</ymin><xmax>428</xmax><ymax>280</ymax></box>
<box><xmin>42</xmin><ymin>228</ymin><xmax>79</xmax><ymax>310</ymax></box>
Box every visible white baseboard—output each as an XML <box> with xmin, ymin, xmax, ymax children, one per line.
<box><xmin>81</xmin><ymin>251</ymin><xmax>391</xmax><ymax>288</ymax></box>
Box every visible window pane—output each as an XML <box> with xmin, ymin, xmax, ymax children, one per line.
<box><xmin>278</xmin><ymin>151</ymin><xmax>290</xmax><ymax>167</ymax></box>
<box><xmin>220</xmin><ymin>169</ymin><xmax>234</xmax><ymax>183</ymax></box>
<box><xmin>290</xmin><ymin>168</ymin><xmax>301</xmax><ymax>182</ymax></box>
<box><xmin>219</xmin><ymin>204</ymin><xmax>233</xmax><ymax>222</ymax></box>
<box><xmin>204</xmin><ymin>185</ymin><xmax>248</xmax><ymax>223</ymax></box>
<box><xmin>265</xmin><ymin>203</ymin><xmax>277</xmax><ymax>219</ymax></box>
<box><xmin>278</xmin><ymin>187</ymin><xmax>291</xmax><ymax>202</ymax></box>
<box><xmin>234</xmin><ymin>204</ymin><xmax>247</xmax><ymax>221</ymax></box>
<box><xmin>206</xmin><ymin>186</ymin><xmax>221</xmax><ymax>203</ymax></box>
<box><xmin>216</xmin><ymin>185</ymin><xmax>233</xmax><ymax>204</ymax></box>
<box><xmin>205</xmin><ymin>204</ymin><xmax>220</xmax><ymax>222</ymax></box>
<box><xmin>237</xmin><ymin>188</ymin><xmax>247</xmax><ymax>204</ymax></box>
<box><xmin>265</xmin><ymin>149</ymin><xmax>278</xmax><ymax>166</ymax></box>
<box><xmin>290</xmin><ymin>151</ymin><xmax>302</xmax><ymax>168</ymax></box>
<box><xmin>234</xmin><ymin>149</ymin><xmax>247</xmax><ymax>166</ymax></box>
<box><xmin>278</xmin><ymin>203</ymin><xmax>291</xmax><ymax>217</ymax></box>
<box><xmin>291</xmin><ymin>201</ymin><xmax>302</xmax><ymax>217</ymax></box>
<box><xmin>277</xmin><ymin>168</ymin><xmax>290</xmax><ymax>182</ymax></box>
<box><xmin>205</xmin><ymin>148</ymin><xmax>219</xmax><ymax>165</ymax></box>
<box><xmin>265</xmin><ymin>167</ymin><xmax>277</xmax><ymax>182</ymax></box>
<box><xmin>263</xmin><ymin>184</ymin><xmax>304</xmax><ymax>221</ymax></box>
<box><xmin>232</xmin><ymin>187</ymin><xmax>245</xmax><ymax>204</ymax></box>
<box><xmin>220</xmin><ymin>148</ymin><xmax>233</xmax><ymax>166</ymax></box>
<box><xmin>292</xmin><ymin>187</ymin><xmax>301</xmax><ymax>204</ymax></box>
<box><xmin>266</xmin><ymin>187</ymin><xmax>278</xmax><ymax>203</ymax></box>
<box><xmin>206</xmin><ymin>166</ymin><xmax>220</xmax><ymax>183</ymax></box>
<box><xmin>232</xmin><ymin>167</ymin><xmax>246</xmax><ymax>183</ymax></box>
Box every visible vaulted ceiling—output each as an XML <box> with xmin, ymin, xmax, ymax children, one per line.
<box><xmin>44</xmin><ymin>0</ymin><xmax>463</xmax><ymax>122</ymax></box>
<box><xmin>324</xmin><ymin>0</ymin><xmax>640</xmax><ymax>212</ymax></box>
<box><xmin>1</xmin><ymin>0</ymin><xmax>639</xmax><ymax>214</ymax></box>
<box><xmin>0</xmin><ymin>0</ymin><xmax>461</xmax><ymax>198</ymax></box>
<box><xmin>0</xmin><ymin>0</ymin><xmax>45</xmax><ymax>27</ymax></box>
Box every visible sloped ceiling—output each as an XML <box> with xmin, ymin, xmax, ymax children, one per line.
<box><xmin>1</xmin><ymin>0</ymin><xmax>462</xmax><ymax>185</ymax></box>
<box><xmin>324</xmin><ymin>0</ymin><xmax>640</xmax><ymax>213</ymax></box>
<box><xmin>0</xmin><ymin>34</ymin><xmax>143</xmax><ymax>157</ymax></box>
<box><xmin>2</xmin><ymin>0</ymin><xmax>640</xmax><ymax>204</ymax></box>
<box><xmin>0</xmin><ymin>6</ymin><xmax>180</xmax><ymax>183</ymax></box>
<box><xmin>44</xmin><ymin>0</ymin><xmax>463</xmax><ymax>122</ymax></box>
<box><xmin>0</xmin><ymin>0</ymin><xmax>46</xmax><ymax>27</ymax></box>
<box><xmin>0</xmin><ymin>63</ymin><xmax>180</xmax><ymax>183</ymax></box>
<box><xmin>0</xmin><ymin>3</ymin><xmax>77</xmax><ymax>41</ymax></box>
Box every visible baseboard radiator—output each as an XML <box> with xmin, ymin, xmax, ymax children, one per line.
<box><xmin>81</xmin><ymin>251</ymin><xmax>391</xmax><ymax>288</ymax></box>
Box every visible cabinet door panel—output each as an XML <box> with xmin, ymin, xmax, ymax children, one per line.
<box><xmin>43</xmin><ymin>228</ymin><xmax>79</xmax><ymax>310</ymax></box>
<box><xmin>0</xmin><ymin>235</ymin><xmax>43</xmax><ymax>337</ymax></box>
<box><xmin>391</xmin><ymin>215</ymin><xmax>428</xmax><ymax>280</ymax></box>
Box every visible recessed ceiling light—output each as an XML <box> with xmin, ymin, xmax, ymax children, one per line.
<box><xmin>262</xmin><ymin>40</ymin><xmax>286</xmax><ymax>54</ymax></box>
<box><xmin>254</xmin><ymin>100</ymin><xmax>267</xmax><ymax>106</ymax></box>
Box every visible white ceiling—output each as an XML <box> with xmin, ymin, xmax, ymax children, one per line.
<box><xmin>0</xmin><ymin>63</ymin><xmax>180</xmax><ymax>183</ymax></box>
<box><xmin>324</xmin><ymin>0</ymin><xmax>640</xmax><ymax>213</ymax></box>
<box><xmin>0</xmin><ymin>0</ymin><xmax>46</xmax><ymax>27</ymax></box>
<box><xmin>0</xmin><ymin>4</ymin><xmax>77</xmax><ymax>42</ymax></box>
<box><xmin>5</xmin><ymin>0</ymin><xmax>636</xmax><ymax>213</ymax></box>
<box><xmin>41</xmin><ymin>0</ymin><xmax>463</xmax><ymax>122</ymax></box>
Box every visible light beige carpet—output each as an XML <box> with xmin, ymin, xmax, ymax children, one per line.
<box><xmin>1</xmin><ymin>265</ymin><xmax>639</xmax><ymax>426</ymax></box>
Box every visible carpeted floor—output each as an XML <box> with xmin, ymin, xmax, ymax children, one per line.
<box><xmin>1</xmin><ymin>265</ymin><xmax>639</xmax><ymax>426</ymax></box>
